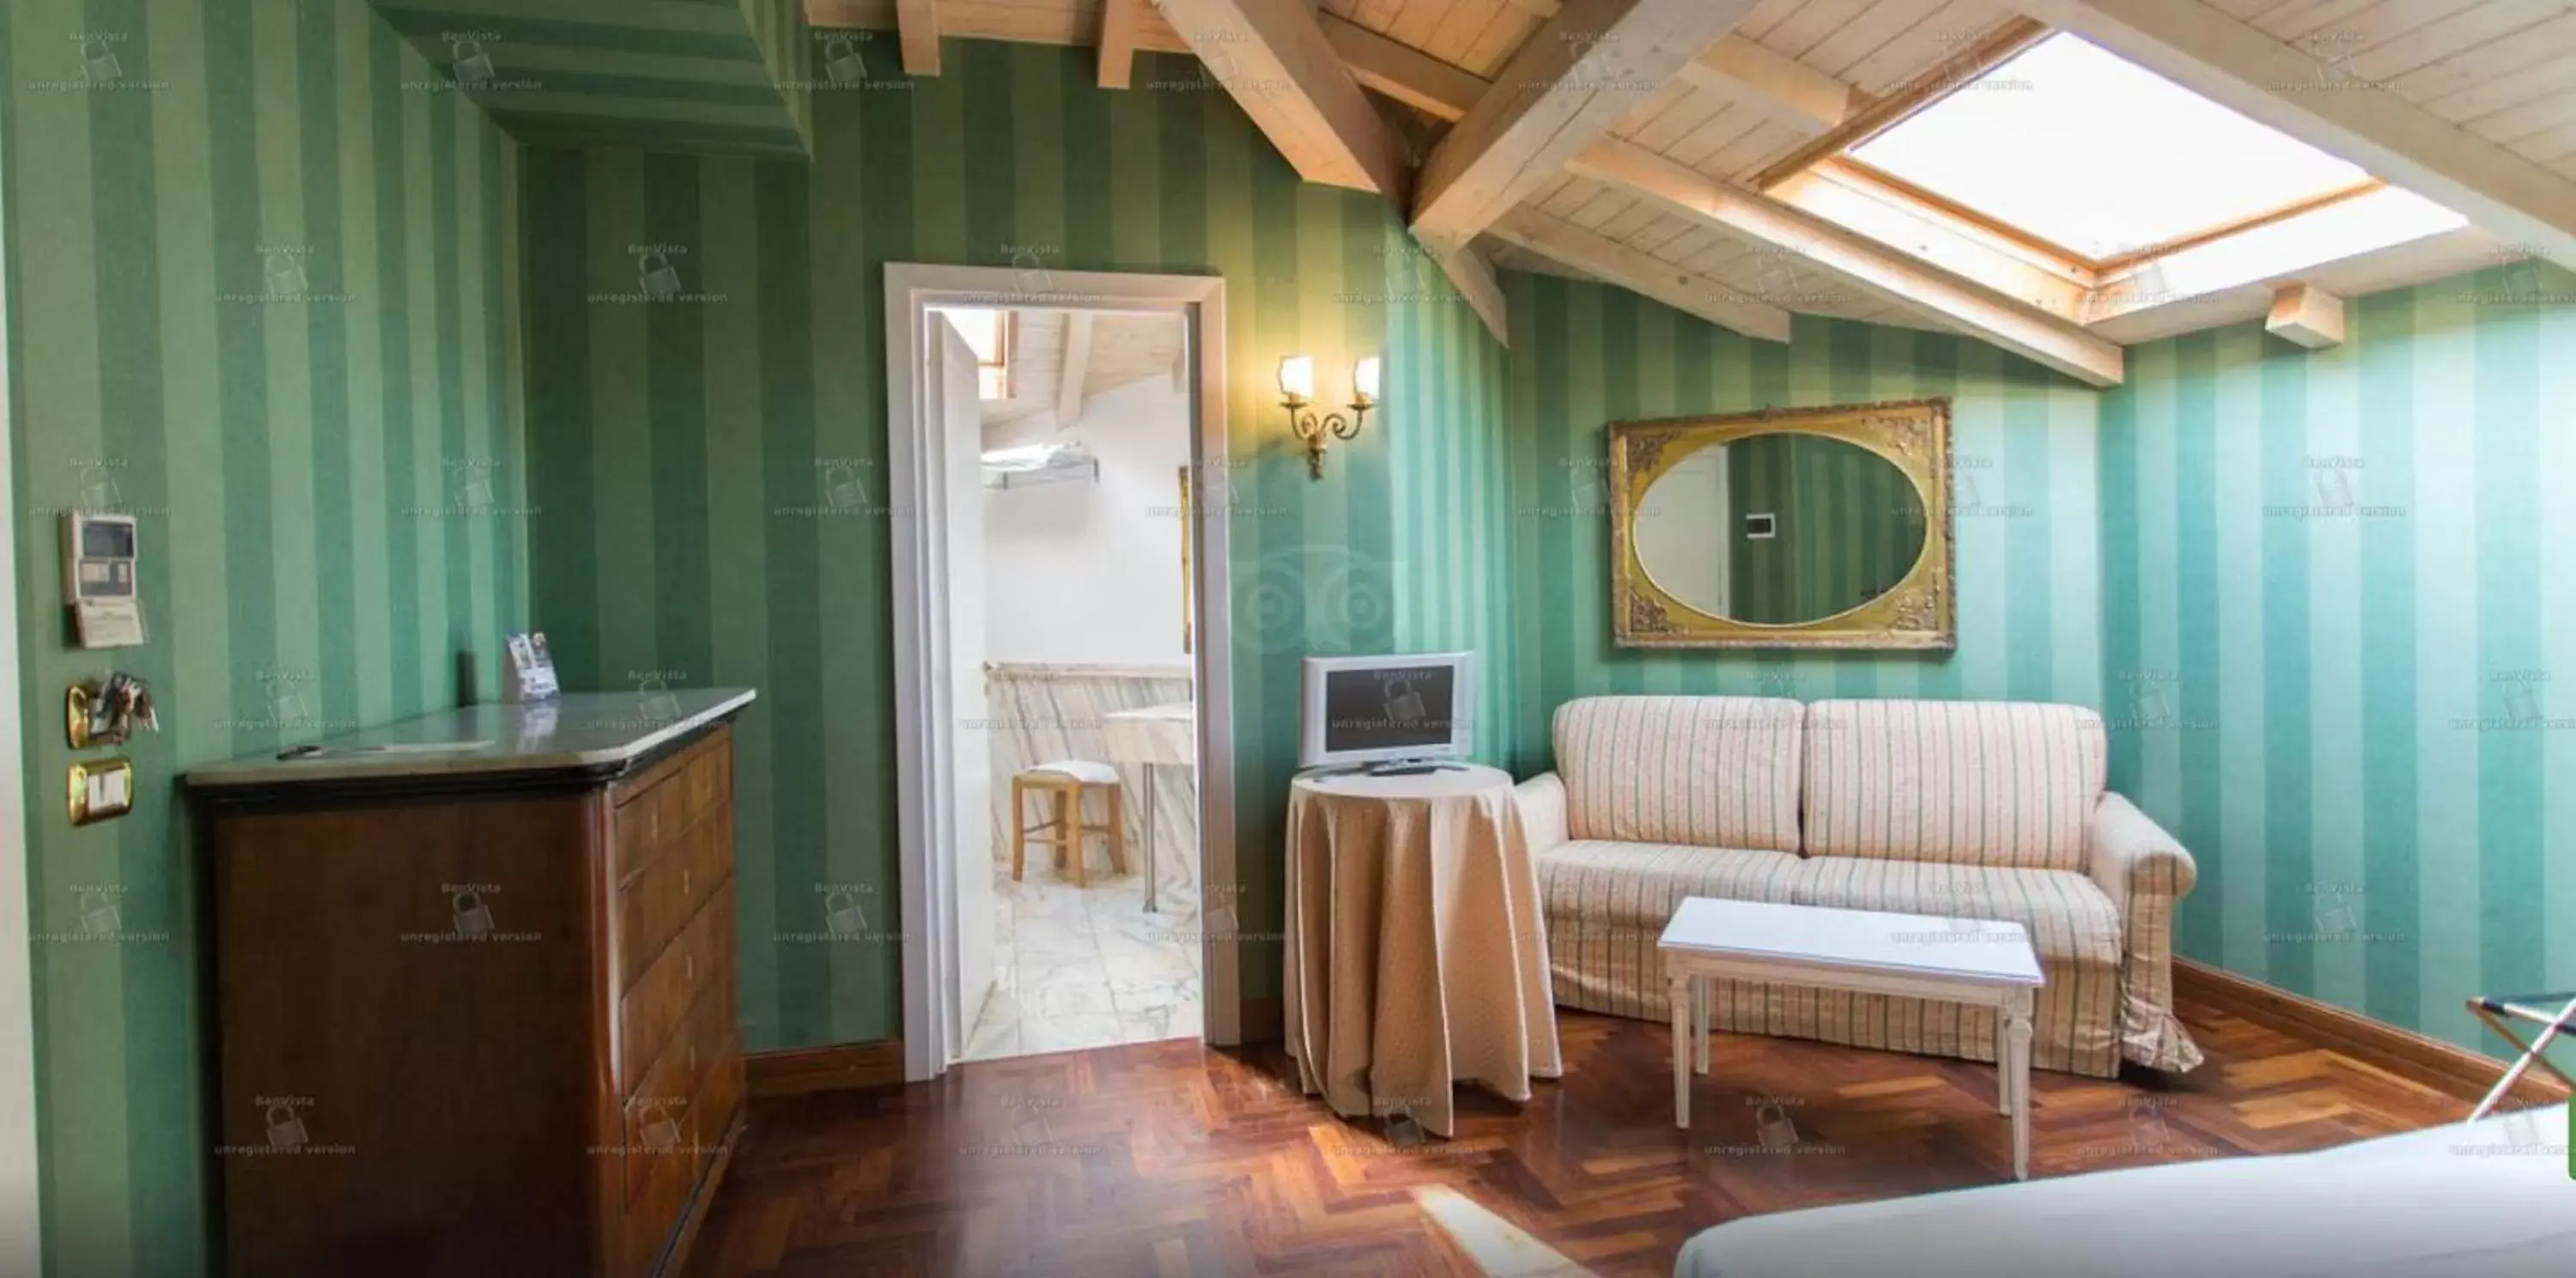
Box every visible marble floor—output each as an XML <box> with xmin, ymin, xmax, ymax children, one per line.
<box><xmin>963</xmin><ymin>864</ymin><xmax>1202</xmax><ymax>1061</ymax></box>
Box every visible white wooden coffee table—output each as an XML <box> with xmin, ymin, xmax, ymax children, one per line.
<box><xmin>1659</xmin><ymin>897</ymin><xmax>2045</xmax><ymax>1180</ymax></box>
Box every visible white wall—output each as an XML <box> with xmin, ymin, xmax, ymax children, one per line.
<box><xmin>983</xmin><ymin>374</ymin><xmax>1193</xmax><ymax>666</ymax></box>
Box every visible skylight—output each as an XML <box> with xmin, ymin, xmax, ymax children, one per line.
<box><xmin>1850</xmin><ymin>34</ymin><xmax>2382</xmax><ymax>262</ymax></box>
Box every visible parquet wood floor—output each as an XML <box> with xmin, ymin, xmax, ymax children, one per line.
<box><xmin>683</xmin><ymin>992</ymin><xmax>2472</xmax><ymax>1277</ymax></box>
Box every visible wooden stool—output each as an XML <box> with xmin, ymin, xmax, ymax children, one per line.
<box><xmin>1010</xmin><ymin>761</ymin><xmax>1127</xmax><ymax>888</ymax></box>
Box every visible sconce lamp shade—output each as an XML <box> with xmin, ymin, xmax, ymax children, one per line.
<box><xmin>1277</xmin><ymin>355</ymin><xmax>1315</xmax><ymax>403</ymax></box>
<box><xmin>1352</xmin><ymin>356</ymin><xmax>1382</xmax><ymax>402</ymax></box>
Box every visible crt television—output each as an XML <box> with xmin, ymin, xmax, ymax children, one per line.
<box><xmin>1298</xmin><ymin>652</ymin><xmax>1475</xmax><ymax>769</ymax></box>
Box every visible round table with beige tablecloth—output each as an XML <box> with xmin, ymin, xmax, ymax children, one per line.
<box><xmin>1284</xmin><ymin>764</ymin><xmax>1561</xmax><ymax>1137</ymax></box>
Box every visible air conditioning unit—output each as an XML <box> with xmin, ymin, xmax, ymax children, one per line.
<box><xmin>981</xmin><ymin>442</ymin><xmax>1099</xmax><ymax>490</ymax></box>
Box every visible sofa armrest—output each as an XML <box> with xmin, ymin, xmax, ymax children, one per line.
<box><xmin>1515</xmin><ymin>772</ymin><xmax>1569</xmax><ymax>857</ymax></box>
<box><xmin>2087</xmin><ymin>792</ymin><xmax>2196</xmax><ymax>915</ymax></box>
<box><xmin>2088</xmin><ymin>791</ymin><xmax>2203</xmax><ymax>1072</ymax></box>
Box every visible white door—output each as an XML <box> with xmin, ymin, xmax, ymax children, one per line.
<box><xmin>931</xmin><ymin>316</ymin><xmax>999</xmax><ymax>1052</ymax></box>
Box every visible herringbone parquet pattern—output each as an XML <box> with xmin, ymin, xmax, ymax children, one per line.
<box><xmin>683</xmin><ymin>995</ymin><xmax>2465</xmax><ymax>1276</ymax></box>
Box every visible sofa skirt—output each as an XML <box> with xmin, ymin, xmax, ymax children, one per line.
<box><xmin>1548</xmin><ymin>919</ymin><xmax>2124</xmax><ymax>1079</ymax></box>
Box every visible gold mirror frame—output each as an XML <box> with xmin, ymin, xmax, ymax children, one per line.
<box><xmin>1609</xmin><ymin>398</ymin><xmax>1953</xmax><ymax>650</ymax></box>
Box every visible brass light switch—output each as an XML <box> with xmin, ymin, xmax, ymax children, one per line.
<box><xmin>68</xmin><ymin>758</ymin><xmax>135</xmax><ymax>825</ymax></box>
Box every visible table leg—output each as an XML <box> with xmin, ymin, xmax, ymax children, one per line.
<box><xmin>2006</xmin><ymin>991</ymin><xmax>2034</xmax><ymax>1180</ymax></box>
<box><xmin>1995</xmin><ymin>1008</ymin><xmax>2010</xmax><ymax>1116</ymax></box>
<box><xmin>1693</xmin><ymin>977</ymin><xmax>1710</xmax><ymax>1075</ymax></box>
<box><xmin>1141</xmin><ymin>765</ymin><xmax>1158</xmax><ymax>913</ymax></box>
<box><xmin>1671</xmin><ymin>974</ymin><xmax>1693</xmax><ymax>1129</ymax></box>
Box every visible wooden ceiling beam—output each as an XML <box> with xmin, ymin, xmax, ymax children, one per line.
<box><xmin>1327</xmin><ymin>13</ymin><xmax>1856</xmax><ymax>141</ymax></box>
<box><xmin>896</xmin><ymin>0</ymin><xmax>940</xmax><ymax>75</ymax></box>
<box><xmin>1056</xmin><ymin>312</ymin><xmax>1095</xmax><ymax>424</ymax></box>
<box><xmin>1427</xmin><ymin>238</ymin><xmax>1511</xmax><ymax>343</ymax></box>
<box><xmin>1489</xmin><ymin>207</ymin><xmax>1792</xmax><ymax>342</ymax></box>
<box><xmin>1675</xmin><ymin>35</ymin><xmax>1855</xmax><ymax>134</ymax></box>
<box><xmin>1156</xmin><ymin>0</ymin><xmax>1410</xmax><ymax>197</ymax></box>
<box><xmin>2014</xmin><ymin>0</ymin><xmax>2576</xmax><ymax>269</ymax></box>
<box><xmin>1321</xmin><ymin>15</ymin><xmax>1489</xmax><ymax>121</ymax></box>
<box><xmin>2266</xmin><ymin>283</ymin><xmax>2345</xmax><ymax>350</ymax></box>
<box><xmin>1098</xmin><ymin>0</ymin><xmax>1142</xmax><ymax>89</ymax></box>
<box><xmin>1769</xmin><ymin>161</ymin><xmax>2092</xmax><ymax>323</ymax></box>
<box><xmin>1411</xmin><ymin>0</ymin><xmax>1767</xmax><ymax>244</ymax></box>
<box><xmin>1571</xmin><ymin>138</ymin><xmax>2124</xmax><ymax>386</ymax></box>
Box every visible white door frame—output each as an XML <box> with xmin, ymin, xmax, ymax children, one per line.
<box><xmin>0</xmin><ymin>124</ymin><xmax>46</xmax><ymax>1269</ymax></box>
<box><xmin>884</xmin><ymin>265</ymin><xmax>1236</xmax><ymax>1081</ymax></box>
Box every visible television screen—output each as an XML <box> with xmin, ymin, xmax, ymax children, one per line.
<box><xmin>1320</xmin><ymin>663</ymin><xmax>1457</xmax><ymax>754</ymax></box>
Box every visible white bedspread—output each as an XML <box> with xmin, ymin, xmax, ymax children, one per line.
<box><xmin>1676</xmin><ymin>1105</ymin><xmax>2571</xmax><ymax>1278</ymax></box>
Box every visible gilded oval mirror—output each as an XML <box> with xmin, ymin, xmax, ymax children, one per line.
<box><xmin>1611</xmin><ymin>399</ymin><xmax>1953</xmax><ymax>649</ymax></box>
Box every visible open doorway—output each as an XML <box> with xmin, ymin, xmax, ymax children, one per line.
<box><xmin>939</xmin><ymin>304</ymin><xmax>1203</xmax><ymax>1059</ymax></box>
<box><xmin>886</xmin><ymin>266</ymin><xmax>1236</xmax><ymax>1081</ymax></box>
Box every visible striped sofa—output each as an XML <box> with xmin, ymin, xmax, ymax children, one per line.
<box><xmin>1519</xmin><ymin>696</ymin><xmax>2201</xmax><ymax>1078</ymax></box>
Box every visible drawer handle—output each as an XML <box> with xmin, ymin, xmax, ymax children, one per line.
<box><xmin>685</xmin><ymin>953</ymin><xmax>696</xmax><ymax>983</ymax></box>
<box><xmin>683</xmin><ymin>867</ymin><xmax>692</xmax><ymax>897</ymax></box>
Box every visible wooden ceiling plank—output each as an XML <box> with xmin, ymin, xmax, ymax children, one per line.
<box><xmin>897</xmin><ymin>0</ymin><xmax>942</xmax><ymax>73</ymax></box>
<box><xmin>2254</xmin><ymin>0</ymin><xmax>2403</xmax><ymax>45</ymax></box>
<box><xmin>1569</xmin><ymin>137</ymin><xmax>2125</xmax><ymax>384</ymax></box>
<box><xmin>2427</xmin><ymin>49</ymin><xmax>2576</xmax><ymax>127</ymax></box>
<box><xmin>1835</xmin><ymin>0</ymin><xmax>2016</xmax><ymax>95</ymax></box>
<box><xmin>1490</xmin><ymin>206</ymin><xmax>1795</xmax><ymax>341</ymax></box>
<box><xmin>1460</xmin><ymin>7</ymin><xmax>1546</xmax><ymax>76</ymax></box>
<box><xmin>2014</xmin><ymin>0</ymin><xmax>2576</xmax><ymax>270</ymax></box>
<box><xmin>1799</xmin><ymin>0</ymin><xmax>1955</xmax><ymax>81</ymax></box>
<box><xmin>1099</xmin><ymin>0</ymin><xmax>1142</xmax><ymax>88</ymax></box>
<box><xmin>1701</xmin><ymin>118</ymin><xmax>1806</xmax><ymax>180</ymax></box>
<box><xmin>1756</xmin><ymin>0</ymin><xmax>1881</xmax><ymax>63</ymax></box>
<box><xmin>2515</xmin><ymin>126</ymin><xmax>2576</xmax><ymax>165</ymax></box>
<box><xmin>1411</xmin><ymin>0</ymin><xmax>1770</xmax><ymax>245</ymax></box>
<box><xmin>2334</xmin><ymin>0</ymin><xmax>2494</xmax><ymax>52</ymax></box>
<box><xmin>1157</xmin><ymin>0</ymin><xmax>1411</xmax><ymax>195</ymax></box>
<box><xmin>1619</xmin><ymin>82</ymin><xmax>1730</xmax><ymax>153</ymax></box>
<box><xmin>1388</xmin><ymin>0</ymin><xmax>1461</xmax><ymax>52</ymax></box>
<box><xmin>1736</xmin><ymin>0</ymin><xmax>1807</xmax><ymax>43</ymax></box>
<box><xmin>1423</xmin><ymin>0</ymin><xmax>1508</xmax><ymax>69</ymax></box>
<box><xmin>1662</xmin><ymin>101</ymin><xmax>1770</xmax><ymax>169</ymax></box>
<box><xmin>1565</xmin><ymin>185</ymin><xmax>1636</xmax><ymax>229</ymax></box>
<box><xmin>2470</xmin><ymin>83</ymin><xmax>2576</xmax><ymax>148</ymax></box>
<box><xmin>2349</xmin><ymin>0</ymin><xmax>2572</xmax><ymax>79</ymax></box>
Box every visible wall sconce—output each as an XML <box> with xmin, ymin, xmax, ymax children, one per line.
<box><xmin>1279</xmin><ymin>354</ymin><xmax>1379</xmax><ymax>478</ymax></box>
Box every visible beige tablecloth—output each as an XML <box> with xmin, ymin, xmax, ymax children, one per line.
<box><xmin>1285</xmin><ymin>764</ymin><xmax>1561</xmax><ymax>1136</ymax></box>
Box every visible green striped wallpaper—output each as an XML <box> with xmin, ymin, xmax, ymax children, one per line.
<box><xmin>1505</xmin><ymin>272</ymin><xmax>2105</xmax><ymax>773</ymax></box>
<box><xmin>2</xmin><ymin>0</ymin><xmax>526</xmax><ymax>1271</ymax></box>
<box><xmin>368</xmin><ymin>0</ymin><xmax>813</xmax><ymax>156</ymax></box>
<box><xmin>518</xmin><ymin>40</ymin><xmax>1516</xmax><ymax>1051</ymax></box>
<box><xmin>2099</xmin><ymin>263</ymin><xmax>2576</xmax><ymax>1050</ymax></box>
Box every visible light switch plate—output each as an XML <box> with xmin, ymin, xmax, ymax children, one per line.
<box><xmin>67</xmin><ymin>758</ymin><xmax>135</xmax><ymax>825</ymax></box>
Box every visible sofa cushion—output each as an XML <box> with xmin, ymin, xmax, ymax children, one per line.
<box><xmin>1775</xmin><ymin>857</ymin><xmax>2123</xmax><ymax>974</ymax></box>
<box><xmin>1552</xmin><ymin>696</ymin><xmax>1804</xmax><ymax>852</ymax></box>
<box><xmin>1804</xmin><ymin>698</ymin><xmax>2105</xmax><ymax>871</ymax></box>
<box><xmin>1536</xmin><ymin>840</ymin><xmax>1803</xmax><ymax>931</ymax></box>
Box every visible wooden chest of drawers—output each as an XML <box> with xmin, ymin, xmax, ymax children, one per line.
<box><xmin>201</xmin><ymin>721</ymin><xmax>744</xmax><ymax>1276</ymax></box>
